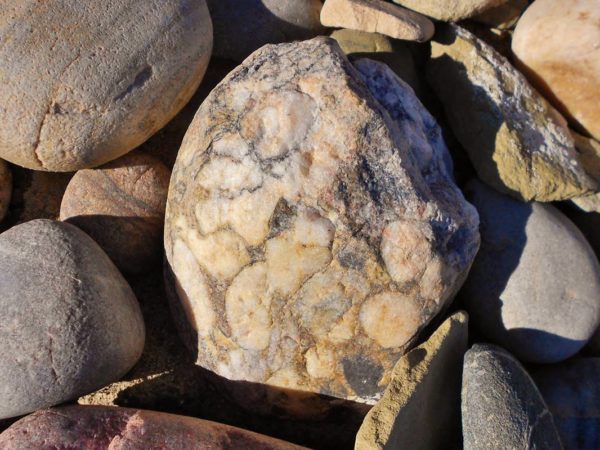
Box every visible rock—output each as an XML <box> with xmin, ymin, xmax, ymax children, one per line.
<box><xmin>60</xmin><ymin>151</ymin><xmax>170</xmax><ymax>274</ymax></box>
<box><xmin>330</xmin><ymin>29</ymin><xmax>421</xmax><ymax>95</ymax></box>
<box><xmin>530</xmin><ymin>358</ymin><xmax>600</xmax><ymax>450</ymax></box>
<box><xmin>427</xmin><ymin>24</ymin><xmax>597</xmax><ymax>202</ymax></box>
<box><xmin>472</xmin><ymin>0</ymin><xmax>528</xmax><ymax>29</ymax></box>
<box><xmin>512</xmin><ymin>0</ymin><xmax>600</xmax><ymax>141</ymax></box>
<box><xmin>0</xmin><ymin>160</ymin><xmax>11</xmax><ymax>222</ymax></box>
<box><xmin>0</xmin><ymin>219</ymin><xmax>145</xmax><ymax>419</ymax></box>
<box><xmin>573</xmin><ymin>131</ymin><xmax>600</xmax><ymax>181</ymax></box>
<box><xmin>392</xmin><ymin>0</ymin><xmax>506</xmax><ymax>22</ymax></box>
<box><xmin>207</xmin><ymin>0</ymin><xmax>324</xmax><ymax>62</ymax></box>
<box><xmin>573</xmin><ymin>193</ymin><xmax>600</xmax><ymax>214</ymax></box>
<box><xmin>0</xmin><ymin>1</ymin><xmax>212</xmax><ymax>171</ymax></box>
<box><xmin>462</xmin><ymin>344</ymin><xmax>562</xmax><ymax>450</ymax></box>
<box><xmin>0</xmin><ymin>406</ymin><xmax>307</xmax><ymax>449</ymax></box>
<box><xmin>461</xmin><ymin>180</ymin><xmax>600</xmax><ymax>363</ymax></box>
<box><xmin>355</xmin><ymin>311</ymin><xmax>468</xmax><ymax>450</ymax></box>
<box><xmin>321</xmin><ymin>0</ymin><xmax>434</xmax><ymax>42</ymax></box>
<box><xmin>164</xmin><ymin>37</ymin><xmax>480</xmax><ymax>414</ymax></box>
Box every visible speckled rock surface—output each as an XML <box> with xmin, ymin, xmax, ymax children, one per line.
<box><xmin>0</xmin><ymin>160</ymin><xmax>11</xmax><ymax>222</ymax></box>
<box><xmin>427</xmin><ymin>24</ymin><xmax>597</xmax><ymax>202</ymax></box>
<box><xmin>512</xmin><ymin>0</ymin><xmax>600</xmax><ymax>141</ymax></box>
<box><xmin>531</xmin><ymin>358</ymin><xmax>600</xmax><ymax>450</ymax></box>
<box><xmin>207</xmin><ymin>0</ymin><xmax>324</xmax><ymax>62</ymax></box>
<box><xmin>0</xmin><ymin>406</ymin><xmax>307</xmax><ymax>449</ymax></box>
<box><xmin>60</xmin><ymin>151</ymin><xmax>170</xmax><ymax>274</ymax></box>
<box><xmin>462</xmin><ymin>344</ymin><xmax>562</xmax><ymax>450</ymax></box>
<box><xmin>0</xmin><ymin>0</ymin><xmax>213</xmax><ymax>171</ymax></box>
<box><xmin>0</xmin><ymin>219</ymin><xmax>145</xmax><ymax>419</ymax></box>
<box><xmin>392</xmin><ymin>0</ymin><xmax>506</xmax><ymax>22</ymax></box>
<box><xmin>461</xmin><ymin>180</ymin><xmax>600</xmax><ymax>363</ymax></box>
<box><xmin>164</xmin><ymin>38</ymin><xmax>480</xmax><ymax>411</ymax></box>
<box><xmin>356</xmin><ymin>311</ymin><xmax>468</xmax><ymax>450</ymax></box>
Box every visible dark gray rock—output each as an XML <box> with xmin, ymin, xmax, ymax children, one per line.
<box><xmin>461</xmin><ymin>180</ymin><xmax>600</xmax><ymax>363</ymax></box>
<box><xmin>462</xmin><ymin>344</ymin><xmax>562</xmax><ymax>450</ymax></box>
<box><xmin>0</xmin><ymin>219</ymin><xmax>145</xmax><ymax>419</ymax></box>
<box><xmin>531</xmin><ymin>358</ymin><xmax>600</xmax><ymax>450</ymax></box>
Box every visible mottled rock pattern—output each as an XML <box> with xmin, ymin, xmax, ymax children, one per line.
<box><xmin>0</xmin><ymin>160</ymin><xmax>11</xmax><ymax>222</ymax></box>
<box><xmin>0</xmin><ymin>406</ymin><xmax>307</xmax><ymax>449</ymax></box>
<box><xmin>462</xmin><ymin>344</ymin><xmax>562</xmax><ymax>450</ymax></box>
<box><xmin>472</xmin><ymin>0</ymin><xmax>528</xmax><ymax>29</ymax></box>
<box><xmin>512</xmin><ymin>0</ymin><xmax>600</xmax><ymax>141</ymax></box>
<box><xmin>427</xmin><ymin>24</ymin><xmax>597</xmax><ymax>202</ymax></box>
<box><xmin>531</xmin><ymin>358</ymin><xmax>600</xmax><ymax>450</ymax></box>
<box><xmin>392</xmin><ymin>0</ymin><xmax>506</xmax><ymax>21</ymax></box>
<box><xmin>356</xmin><ymin>311</ymin><xmax>468</xmax><ymax>450</ymax></box>
<box><xmin>60</xmin><ymin>151</ymin><xmax>170</xmax><ymax>274</ymax></box>
<box><xmin>0</xmin><ymin>0</ymin><xmax>213</xmax><ymax>171</ymax></box>
<box><xmin>462</xmin><ymin>180</ymin><xmax>600</xmax><ymax>363</ymax></box>
<box><xmin>321</xmin><ymin>0</ymin><xmax>434</xmax><ymax>42</ymax></box>
<box><xmin>207</xmin><ymin>0</ymin><xmax>324</xmax><ymax>62</ymax></box>
<box><xmin>0</xmin><ymin>220</ymin><xmax>145</xmax><ymax>419</ymax></box>
<box><xmin>164</xmin><ymin>38</ymin><xmax>479</xmax><ymax>410</ymax></box>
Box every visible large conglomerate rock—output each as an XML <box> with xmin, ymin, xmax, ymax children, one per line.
<box><xmin>164</xmin><ymin>38</ymin><xmax>479</xmax><ymax>411</ymax></box>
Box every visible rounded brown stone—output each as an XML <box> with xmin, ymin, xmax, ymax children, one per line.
<box><xmin>60</xmin><ymin>151</ymin><xmax>170</xmax><ymax>274</ymax></box>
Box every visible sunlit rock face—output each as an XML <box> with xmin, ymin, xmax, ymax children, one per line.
<box><xmin>164</xmin><ymin>37</ymin><xmax>479</xmax><ymax>412</ymax></box>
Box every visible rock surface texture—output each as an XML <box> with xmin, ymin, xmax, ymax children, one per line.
<box><xmin>531</xmin><ymin>358</ymin><xmax>600</xmax><ymax>450</ymax></box>
<box><xmin>321</xmin><ymin>0</ymin><xmax>434</xmax><ymax>42</ymax></box>
<box><xmin>427</xmin><ymin>24</ymin><xmax>597</xmax><ymax>202</ymax></box>
<box><xmin>461</xmin><ymin>180</ymin><xmax>600</xmax><ymax>363</ymax></box>
<box><xmin>0</xmin><ymin>160</ymin><xmax>11</xmax><ymax>222</ymax></box>
<box><xmin>512</xmin><ymin>0</ymin><xmax>600</xmax><ymax>141</ymax></box>
<box><xmin>0</xmin><ymin>406</ymin><xmax>307</xmax><ymax>449</ymax></box>
<box><xmin>355</xmin><ymin>311</ymin><xmax>468</xmax><ymax>450</ymax></box>
<box><xmin>60</xmin><ymin>151</ymin><xmax>170</xmax><ymax>274</ymax></box>
<box><xmin>0</xmin><ymin>0</ymin><xmax>213</xmax><ymax>171</ymax></box>
<box><xmin>0</xmin><ymin>220</ymin><xmax>145</xmax><ymax>419</ymax></box>
<box><xmin>207</xmin><ymin>0</ymin><xmax>324</xmax><ymax>62</ymax></box>
<box><xmin>462</xmin><ymin>344</ymin><xmax>562</xmax><ymax>450</ymax></box>
<box><xmin>392</xmin><ymin>0</ymin><xmax>506</xmax><ymax>22</ymax></box>
<box><xmin>164</xmin><ymin>38</ymin><xmax>480</xmax><ymax>410</ymax></box>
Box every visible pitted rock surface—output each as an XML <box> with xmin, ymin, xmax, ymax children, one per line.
<box><xmin>164</xmin><ymin>38</ymin><xmax>479</xmax><ymax>407</ymax></box>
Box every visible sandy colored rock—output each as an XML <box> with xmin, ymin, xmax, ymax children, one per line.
<box><xmin>355</xmin><ymin>311</ymin><xmax>468</xmax><ymax>450</ymax></box>
<box><xmin>0</xmin><ymin>160</ymin><xmax>11</xmax><ymax>222</ymax></box>
<box><xmin>60</xmin><ymin>151</ymin><xmax>170</xmax><ymax>274</ymax></box>
<box><xmin>0</xmin><ymin>220</ymin><xmax>145</xmax><ymax>419</ymax></box>
<box><xmin>164</xmin><ymin>38</ymin><xmax>479</xmax><ymax>413</ymax></box>
<box><xmin>472</xmin><ymin>0</ymin><xmax>528</xmax><ymax>29</ymax></box>
<box><xmin>321</xmin><ymin>0</ymin><xmax>434</xmax><ymax>42</ymax></box>
<box><xmin>0</xmin><ymin>0</ymin><xmax>213</xmax><ymax>171</ymax></box>
<box><xmin>0</xmin><ymin>406</ymin><xmax>307</xmax><ymax>449</ymax></box>
<box><xmin>392</xmin><ymin>0</ymin><xmax>506</xmax><ymax>22</ymax></box>
<box><xmin>427</xmin><ymin>24</ymin><xmax>597</xmax><ymax>202</ymax></box>
<box><xmin>512</xmin><ymin>0</ymin><xmax>600</xmax><ymax>141</ymax></box>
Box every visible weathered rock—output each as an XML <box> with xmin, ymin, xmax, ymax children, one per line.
<box><xmin>0</xmin><ymin>406</ymin><xmax>307</xmax><ymax>449</ymax></box>
<box><xmin>512</xmin><ymin>0</ymin><xmax>600</xmax><ymax>141</ymax></box>
<box><xmin>472</xmin><ymin>0</ymin><xmax>528</xmax><ymax>29</ymax></box>
<box><xmin>392</xmin><ymin>0</ymin><xmax>506</xmax><ymax>22</ymax></box>
<box><xmin>60</xmin><ymin>151</ymin><xmax>170</xmax><ymax>274</ymax></box>
<box><xmin>573</xmin><ymin>131</ymin><xmax>600</xmax><ymax>181</ymax></box>
<box><xmin>207</xmin><ymin>0</ymin><xmax>324</xmax><ymax>62</ymax></box>
<box><xmin>573</xmin><ymin>193</ymin><xmax>600</xmax><ymax>214</ymax></box>
<box><xmin>0</xmin><ymin>1</ymin><xmax>213</xmax><ymax>171</ymax></box>
<box><xmin>427</xmin><ymin>24</ymin><xmax>597</xmax><ymax>202</ymax></box>
<box><xmin>0</xmin><ymin>160</ymin><xmax>11</xmax><ymax>222</ymax></box>
<box><xmin>0</xmin><ymin>219</ymin><xmax>145</xmax><ymax>419</ymax></box>
<box><xmin>531</xmin><ymin>358</ymin><xmax>600</xmax><ymax>450</ymax></box>
<box><xmin>356</xmin><ymin>311</ymin><xmax>468</xmax><ymax>450</ymax></box>
<box><xmin>462</xmin><ymin>344</ymin><xmax>562</xmax><ymax>450</ymax></box>
<box><xmin>164</xmin><ymin>38</ymin><xmax>480</xmax><ymax>413</ymax></box>
<box><xmin>461</xmin><ymin>180</ymin><xmax>600</xmax><ymax>363</ymax></box>
<box><xmin>321</xmin><ymin>0</ymin><xmax>434</xmax><ymax>42</ymax></box>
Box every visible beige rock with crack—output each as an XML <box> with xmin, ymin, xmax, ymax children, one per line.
<box><xmin>392</xmin><ymin>0</ymin><xmax>507</xmax><ymax>22</ymax></box>
<box><xmin>321</xmin><ymin>0</ymin><xmax>434</xmax><ymax>42</ymax></box>
<box><xmin>427</xmin><ymin>24</ymin><xmax>598</xmax><ymax>202</ymax></box>
<box><xmin>0</xmin><ymin>160</ymin><xmax>11</xmax><ymax>222</ymax></box>
<box><xmin>164</xmin><ymin>37</ymin><xmax>480</xmax><ymax>414</ymax></box>
<box><xmin>355</xmin><ymin>311</ymin><xmax>468</xmax><ymax>450</ymax></box>
<box><xmin>0</xmin><ymin>0</ymin><xmax>213</xmax><ymax>171</ymax></box>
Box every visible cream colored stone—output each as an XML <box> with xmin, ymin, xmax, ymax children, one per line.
<box><xmin>321</xmin><ymin>0</ymin><xmax>434</xmax><ymax>42</ymax></box>
<box><xmin>512</xmin><ymin>0</ymin><xmax>600</xmax><ymax>141</ymax></box>
<box><xmin>392</xmin><ymin>0</ymin><xmax>506</xmax><ymax>21</ymax></box>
